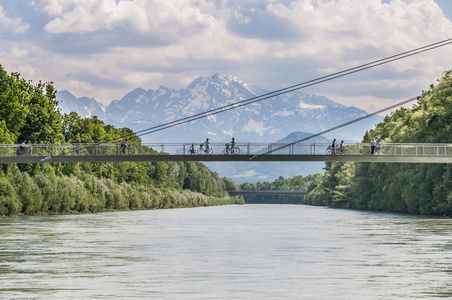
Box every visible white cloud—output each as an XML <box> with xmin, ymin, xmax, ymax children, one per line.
<box><xmin>0</xmin><ymin>4</ymin><xmax>30</xmax><ymax>34</ymax></box>
<box><xmin>42</xmin><ymin>0</ymin><xmax>150</xmax><ymax>33</ymax></box>
<box><xmin>41</xmin><ymin>0</ymin><xmax>66</xmax><ymax>15</ymax></box>
<box><xmin>3</xmin><ymin>0</ymin><xmax>452</xmax><ymax>114</ymax></box>
<box><xmin>10</xmin><ymin>48</ymin><xmax>29</xmax><ymax>58</ymax></box>
<box><xmin>42</xmin><ymin>0</ymin><xmax>216</xmax><ymax>38</ymax></box>
<box><xmin>252</xmin><ymin>0</ymin><xmax>452</xmax><ymax>106</ymax></box>
<box><xmin>266</xmin><ymin>0</ymin><xmax>452</xmax><ymax>60</ymax></box>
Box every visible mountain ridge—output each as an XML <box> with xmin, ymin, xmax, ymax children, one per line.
<box><xmin>56</xmin><ymin>74</ymin><xmax>381</xmax><ymax>182</ymax></box>
<box><xmin>57</xmin><ymin>73</ymin><xmax>381</xmax><ymax>144</ymax></box>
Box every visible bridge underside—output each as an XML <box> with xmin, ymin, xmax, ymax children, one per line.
<box><xmin>3</xmin><ymin>154</ymin><xmax>452</xmax><ymax>164</ymax></box>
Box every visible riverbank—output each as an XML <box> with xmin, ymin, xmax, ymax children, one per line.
<box><xmin>0</xmin><ymin>162</ymin><xmax>244</xmax><ymax>217</ymax></box>
<box><xmin>2</xmin><ymin>199</ymin><xmax>245</xmax><ymax>218</ymax></box>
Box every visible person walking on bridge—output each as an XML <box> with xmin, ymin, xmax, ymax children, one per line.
<box><xmin>371</xmin><ymin>138</ymin><xmax>376</xmax><ymax>155</ymax></box>
<box><xmin>204</xmin><ymin>138</ymin><xmax>212</xmax><ymax>154</ymax></box>
<box><xmin>377</xmin><ymin>139</ymin><xmax>382</xmax><ymax>154</ymax></box>
<box><xmin>231</xmin><ymin>137</ymin><xmax>236</xmax><ymax>154</ymax></box>
<box><xmin>332</xmin><ymin>139</ymin><xmax>337</xmax><ymax>155</ymax></box>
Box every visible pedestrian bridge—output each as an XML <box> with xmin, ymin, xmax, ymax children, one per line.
<box><xmin>4</xmin><ymin>142</ymin><xmax>452</xmax><ymax>164</ymax></box>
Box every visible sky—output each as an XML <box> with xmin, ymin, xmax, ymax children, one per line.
<box><xmin>1</xmin><ymin>0</ymin><xmax>452</xmax><ymax>114</ymax></box>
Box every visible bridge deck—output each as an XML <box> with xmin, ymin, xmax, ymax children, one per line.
<box><xmin>4</xmin><ymin>154</ymin><xmax>452</xmax><ymax>164</ymax></box>
<box><xmin>3</xmin><ymin>142</ymin><xmax>452</xmax><ymax>163</ymax></box>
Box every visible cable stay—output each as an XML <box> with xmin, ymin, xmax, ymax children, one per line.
<box><xmin>70</xmin><ymin>38</ymin><xmax>452</xmax><ymax>155</ymax></box>
<box><xmin>132</xmin><ymin>37</ymin><xmax>452</xmax><ymax>138</ymax></box>
<box><xmin>249</xmin><ymin>83</ymin><xmax>452</xmax><ymax>160</ymax></box>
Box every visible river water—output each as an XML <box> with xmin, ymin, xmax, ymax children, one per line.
<box><xmin>1</xmin><ymin>204</ymin><xmax>452</xmax><ymax>299</ymax></box>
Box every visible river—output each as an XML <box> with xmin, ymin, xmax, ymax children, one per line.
<box><xmin>1</xmin><ymin>204</ymin><xmax>451</xmax><ymax>299</ymax></box>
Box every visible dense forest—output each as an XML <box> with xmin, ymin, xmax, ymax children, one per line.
<box><xmin>305</xmin><ymin>70</ymin><xmax>452</xmax><ymax>216</ymax></box>
<box><xmin>0</xmin><ymin>65</ymin><xmax>243</xmax><ymax>216</ymax></box>
<box><xmin>242</xmin><ymin>71</ymin><xmax>452</xmax><ymax>216</ymax></box>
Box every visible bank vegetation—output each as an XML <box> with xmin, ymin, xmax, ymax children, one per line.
<box><xmin>0</xmin><ymin>65</ymin><xmax>243</xmax><ymax>217</ymax></box>
<box><xmin>242</xmin><ymin>71</ymin><xmax>452</xmax><ymax>216</ymax></box>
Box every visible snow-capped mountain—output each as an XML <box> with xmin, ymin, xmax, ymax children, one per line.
<box><xmin>57</xmin><ymin>73</ymin><xmax>381</xmax><ymax>143</ymax></box>
<box><xmin>57</xmin><ymin>90</ymin><xmax>106</xmax><ymax>119</ymax></box>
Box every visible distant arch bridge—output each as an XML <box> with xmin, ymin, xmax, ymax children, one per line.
<box><xmin>227</xmin><ymin>190</ymin><xmax>308</xmax><ymax>197</ymax></box>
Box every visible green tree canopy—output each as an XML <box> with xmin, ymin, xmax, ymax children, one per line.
<box><xmin>312</xmin><ymin>70</ymin><xmax>452</xmax><ymax>216</ymax></box>
<box><xmin>0</xmin><ymin>65</ymin><xmax>63</xmax><ymax>143</ymax></box>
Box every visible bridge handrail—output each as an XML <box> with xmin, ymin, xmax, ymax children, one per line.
<box><xmin>2</xmin><ymin>142</ymin><xmax>452</xmax><ymax>157</ymax></box>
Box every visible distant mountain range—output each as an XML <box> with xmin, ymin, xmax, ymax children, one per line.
<box><xmin>57</xmin><ymin>74</ymin><xmax>382</xmax><ymax>182</ymax></box>
<box><xmin>57</xmin><ymin>73</ymin><xmax>381</xmax><ymax>144</ymax></box>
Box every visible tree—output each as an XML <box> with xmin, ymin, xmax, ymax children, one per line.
<box><xmin>317</xmin><ymin>69</ymin><xmax>452</xmax><ymax>216</ymax></box>
<box><xmin>0</xmin><ymin>65</ymin><xmax>241</xmax><ymax>216</ymax></box>
<box><xmin>0</xmin><ymin>67</ymin><xmax>29</xmax><ymax>141</ymax></box>
<box><xmin>0</xmin><ymin>65</ymin><xmax>63</xmax><ymax>143</ymax></box>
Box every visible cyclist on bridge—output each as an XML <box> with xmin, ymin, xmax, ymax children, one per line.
<box><xmin>17</xmin><ymin>140</ymin><xmax>27</xmax><ymax>156</ymax></box>
<box><xmin>189</xmin><ymin>143</ymin><xmax>195</xmax><ymax>155</ymax></box>
<box><xmin>338</xmin><ymin>140</ymin><xmax>345</xmax><ymax>154</ymax></box>
<box><xmin>121</xmin><ymin>138</ymin><xmax>128</xmax><ymax>154</ymax></box>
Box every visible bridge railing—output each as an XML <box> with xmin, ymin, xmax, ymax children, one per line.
<box><xmin>3</xmin><ymin>142</ymin><xmax>452</xmax><ymax>157</ymax></box>
<box><xmin>342</xmin><ymin>143</ymin><xmax>452</xmax><ymax>156</ymax></box>
<box><xmin>1</xmin><ymin>143</ymin><xmax>158</xmax><ymax>157</ymax></box>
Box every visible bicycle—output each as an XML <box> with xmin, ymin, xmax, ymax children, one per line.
<box><xmin>326</xmin><ymin>146</ymin><xmax>348</xmax><ymax>155</ymax></box>
<box><xmin>337</xmin><ymin>147</ymin><xmax>348</xmax><ymax>155</ymax></box>
<box><xmin>223</xmin><ymin>143</ymin><xmax>240</xmax><ymax>155</ymax></box>
<box><xmin>326</xmin><ymin>146</ymin><xmax>336</xmax><ymax>155</ymax></box>
<box><xmin>187</xmin><ymin>145</ymin><xmax>196</xmax><ymax>155</ymax></box>
<box><xmin>118</xmin><ymin>144</ymin><xmax>135</xmax><ymax>155</ymax></box>
<box><xmin>16</xmin><ymin>146</ymin><xmax>30</xmax><ymax>156</ymax></box>
<box><xmin>197</xmin><ymin>144</ymin><xmax>213</xmax><ymax>155</ymax></box>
